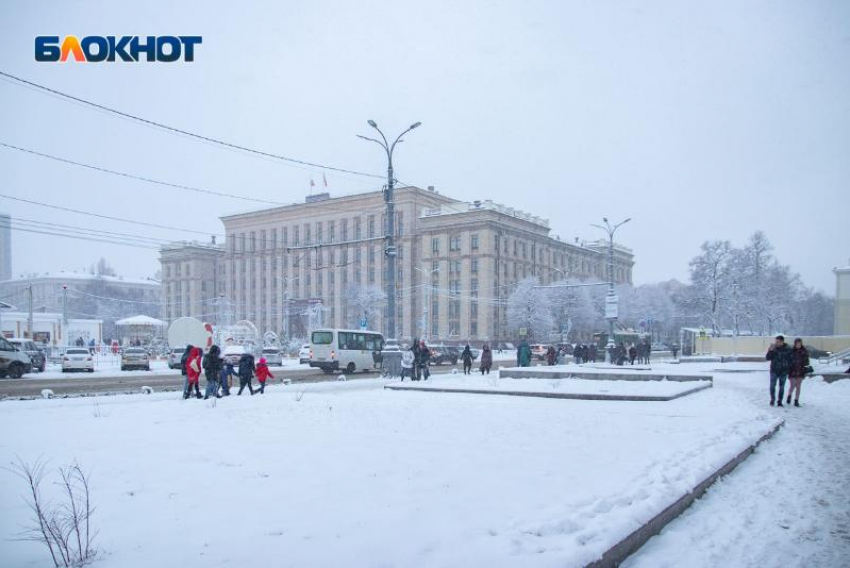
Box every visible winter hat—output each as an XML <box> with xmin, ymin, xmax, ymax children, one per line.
<box><xmin>259</xmin><ymin>357</ymin><xmax>267</xmax><ymax>365</ymax></box>
<box><xmin>775</xmin><ymin>335</ymin><xmax>785</xmax><ymax>341</ymax></box>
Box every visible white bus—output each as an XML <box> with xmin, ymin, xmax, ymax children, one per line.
<box><xmin>309</xmin><ymin>329</ymin><xmax>385</xmax><ymax>374</ymax></box>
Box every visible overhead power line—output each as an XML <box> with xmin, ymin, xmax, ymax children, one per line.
<box><xmin>0</xmin><ymin>70</ymin><xmax>384</xmax><ymax>180</ymax></box>
<box><xmin>0</xmin><ymin>141</ymin><xmax>390</xmax><ymax>217</ymax></box>
<box><xmin>0</xmin><ymin>192</ymin><xmax>221</xmax><ymax>237</ymax></box>
<box><xmin>0</xmin><ymin>142</ymin><xmax>285</xmax><ymax>206</ymax></box>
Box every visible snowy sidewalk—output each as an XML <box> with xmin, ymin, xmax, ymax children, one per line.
<box><xmin>624</xmin><ymin>372</ymin><xmax>850</xmax><ymax>567</ymax></box>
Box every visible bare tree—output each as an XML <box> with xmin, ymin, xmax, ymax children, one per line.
<box><xmin>7</xmin><ymin>457</ymin><xmax>98</xmax><ymax>567</ymax></box>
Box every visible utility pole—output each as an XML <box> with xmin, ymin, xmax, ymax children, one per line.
<box><xmin>62</xmin><ymin>284</ymin><xmax>68</xmax><ymax>346</ymax></box>
<box><xmin>358</xmin><ymin>120</ymin><xmax>421</xmax><ymax>344</ymax></box>
<box><xmin>591</xmin><ymin>217</ymin><xmax>631</xmax><ymax>363</ymax></box>
<box><xmin>27</xmin><ymin>284</ymin><xmax>33</xmax><ymax>339</ymax></box>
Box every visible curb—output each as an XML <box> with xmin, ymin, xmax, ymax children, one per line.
<box><xmin>383</xmin><ymin>381</ymin><xmax>712</xmax><ymax>402</ymax></box>
<box><xmin>585</xmin><ymin>419</ymin><xmax>785</xmax><ymax>568</ymax></box>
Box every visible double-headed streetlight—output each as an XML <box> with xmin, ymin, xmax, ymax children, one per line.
<box><xmin>591</xmin><ymin>217</ymin><xmax>631</xmax><ymax>363</ymax></box>
<box><xmin>357</xmin><ymin>120</ymin><xmax>421</xmax><ymax>346</ymax></box>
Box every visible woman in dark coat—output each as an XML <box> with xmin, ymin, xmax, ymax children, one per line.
<box><xmin>787</xmin><ymin>338</ymin><xmax>810</xmax><ymax>407</ymax></box>
<box><xmin>546</xmin><ymin>346</ymin><xmax>557</xmax><ymax>366</ymax></box>
<box><xmin>479</xmin><ymin>344</ymin><xmax>493</xmax><ymax>375</ymax></box>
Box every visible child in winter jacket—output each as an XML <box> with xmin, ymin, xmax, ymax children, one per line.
<box><xmin>184</xmin><ymin>347</ymin><xmax>203</xmax><ymax>399</ymax></box>
<box><xmin>255</xmin><ymin>357</ymin><xmax>274</xmax><ymax>394</ymax></box>
<box><xmin>400</xmin><ymin>348</ymin><xmax>415</xmax><ymax>381</ymax></box>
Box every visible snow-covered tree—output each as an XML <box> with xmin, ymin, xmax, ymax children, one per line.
<box><xmin>341</xmin><ymin>284</ymin><xmax>386</xmax><ymax>330</ymax></box>
<box><xmin>506</xmin><ymin>277</ymin><xmax>555</xmax><ymax>341</ymax></box>
<box><xmin>683</xmin><ymin>240</ymin><xmax>733</xmax><ymax>335</ymax></box>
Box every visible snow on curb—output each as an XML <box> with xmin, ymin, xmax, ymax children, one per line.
<box><xmin>587</xmin><ymin>419</ymin><xmax>785</xmax><ymax>568</ymax></box>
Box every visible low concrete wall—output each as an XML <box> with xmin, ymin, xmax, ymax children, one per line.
<box><xmin>500</xmin><ymin>368</ymin><xmax>712</xmax><ymax>383</ymax></box>
<box><xmin>384</xmin><ymin>382</ymin><xmax>712</xmax><ymax>402</ymax></box>
<box><xmin>586</xmin><ymin>419</ymin><xmax>785</xmax><ymax>568</ymax></box>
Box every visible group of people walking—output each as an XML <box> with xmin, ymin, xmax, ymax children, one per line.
<box><xmin>766</xmin><ymin>335</ymin><xmax>811</xmax><ymax>407</ymax></box>
<box><xmin>400</xmin><ymin>340</ymin><xmax>495</xmax><ymax>380</ymax></box>
<box><xmin>461</xmin><ymin>343</ymin><xmax>493</xmax><ymax>375</ymax></box>
<box><xmin>180</xmin><ymin>344</ymin><xmax>275</xmax><ymax>400</ymax></box>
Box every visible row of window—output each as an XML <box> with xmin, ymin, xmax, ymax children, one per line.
<box><xmin>229</xmin><ymin>213</ymin><xmax>405</xmax><ymax>253</ymax></box>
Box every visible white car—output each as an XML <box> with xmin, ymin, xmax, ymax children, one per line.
<box><xmin>62</xmin><ymin>348</ymin><xmax>94</xmax><ymax>373</ymax></box>
<box><xmin>223</xmin><ymin>345</ymin><xmax>246</xmax><ymax>366</ymax></box>
<box><xmin>298</xmin><ymin>344</ymin><xmax>311</xmax><ymax>364</ymax></box>
<box><xmin>261</xmin><ymin>347</ymin><xmax>283</xmax><ymax>366</ymax></box>
<box><xmin>168</xmin><ymin>347</ymin><xmax>186</xmax><ymax>369</ymax></box>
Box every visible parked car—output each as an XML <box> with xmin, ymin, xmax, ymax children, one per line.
<box><xmin>262</xmin><ymin>347</ymin><xmax>283</xmax><ymax>366</ymax></box>
<box><xmin>8</xmin><ymin>338</ymin><xmax>46</xmax><ymax>372</ymax></box>
<box><xmin>530</xmin><ymin>344</ymin><xmax>550</xmax><ymax>361</ymax></box>
<box><xmin>121</xmin><ymin>347</ymin><xmax>151</xmax><ymax>371</ymax></box>
<box><xmin>62</xmin><ymin>347</ymin><xmax>94</xmax><ymax>373</ymax></box>
<box><xmin>298</xmin><ymin>344</ymin><xmax>311</xmax><ymax>364</ymax></box>
<box><xmin>0</xmin><ymin>336</ymin><xmax>33</xmax><ymax>378</ymax></box>
<box><xmin>168</xmin><ymin>347</ymin><xmax>185</xmax><ymax>369</ymax></box>
<box><xmin>429</xmin><ymin>344</ymin><xmax>459</xmax><ymax>365</ymax></box>
<box><xmin>223</xmin><ymin>345</ymin><xmax>247</xmax><ymax>366</ymax></box>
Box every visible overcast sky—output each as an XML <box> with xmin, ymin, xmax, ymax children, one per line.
<box><xmin>1</xmin><ymin>0</ymin><xmax>847</xmax><ymax>292</ymax></box>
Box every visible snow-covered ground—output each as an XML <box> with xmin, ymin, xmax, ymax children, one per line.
<box><xmin>0</xmin><ymin>363</ymin><xmax>846</xmax><ymax>567</ymax></box>
<box><xmin>624</xmin><ymin>367</ymin><xmax>850</xmax><ymax>568</ymax></box>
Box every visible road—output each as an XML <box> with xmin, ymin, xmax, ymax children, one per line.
<box><xmin>0</xmin><ymin>362</ymin><xmax>471</xmax><ymax>398</ymax></box>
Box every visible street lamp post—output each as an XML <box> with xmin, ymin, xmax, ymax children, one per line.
<box><xmin>357</xmin><ymin>120</ymin><xmax>421</xmax><ymax>345</ymax></box>
<box><xmin>414</xmin><ymin>265</ymin><xmax>440</xmax><ymax>341</ymax></box>
<box><xmin>591</xmin><ymin>217</ymin><xmax>631</xmax><ymax>363</ymax></box>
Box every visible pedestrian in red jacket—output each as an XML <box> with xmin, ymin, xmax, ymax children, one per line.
<box><xmin>184</xmin><ymin>347</ymin><xmax>203</xmax><ymax>399</ymax></box>
<box><xmin>255</xmin><ymin>357</ymin><xmax>274</xmax><ymax>394</ymax></box>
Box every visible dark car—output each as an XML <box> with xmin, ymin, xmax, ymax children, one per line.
<box><xmin>429</xmin><ymin>344</ymin><xmax>459</xmax><ymax>365</ymax></box>
<box><xmin>0</xmin><ymin>336</ymin><xmax>33</xmax><ymax>378</ymax></box>
<box><xmin>8</xmin><ymin>338</ymin><xmax>46</xmax><ymax>372</ymax></box>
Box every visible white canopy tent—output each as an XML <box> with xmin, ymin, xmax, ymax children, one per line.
<box><xmin>115</xmin><ymin>315</ymin><xmax>167</xmax><ymax>346</ymax></box>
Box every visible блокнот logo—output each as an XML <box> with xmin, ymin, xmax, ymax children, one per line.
<box><xmin>35</xmin><ymin>36</ymin><xmax>202</xmax><ymax>62</ymax></box>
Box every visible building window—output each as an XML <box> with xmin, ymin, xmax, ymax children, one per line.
<box><xmin>471</xmin><ymin>234</ymin><xmax>479</xmax><ymax>250</ymax></box>
<box><xmin>368</xmin><ymin>216</ymin><xmax>375</xmax><ymax>238</ymax></box>
<box><xmin>282</xmin><ymin>227</ymin><xmax>288</xmax><ymax>247</ymax></box>
<box><xmin>431</xmin><ymin>237</ymin><xmax>440</xmax><ymax>254</ymax></box>
<box><xmin>329</xmin><ymin>221</ymin><xmax>335</xmax><ymax>243</ymax></box>
<box><xmin>354</xmin><ymin>218</ymin><xmax>362</xmax><ymax>240</ymax></box>
<box><xmin>450</xmin><ymin>260</ymin><xmax>461</xmax><ymax>274</ymax></box>
<box><xmin>250</xmin><ymin>232</ymin><xmax>256</xmax><ymax>252</ymax></box>
<box><xmin>471</xmin><ymin>259</ymin><xmax>479</xmax><ymax>273</ymax></box>
<box><xmin>450</xmin><ymin>235</ymin><xmax>461</xmax><ymax>252</ymax></box>
<box><xmin>294</xmin><ymin>226</ymin><xmax>300</xmax><ymax>245</ymax></box>
<box><xmin>317</xmin><ymin>222</ymin><xmax>323</xmax><ymax>244</ymax></box>
<box><xmin>369</xmin><ymin>246</ymin><xmax>376</xmax><ymax>263</ymax></box>
<box><xmin>396</xmin><ymin>212</ymin><xmax>404</xmax><ymax>237</ymax></box>
<box><xmin>305</xmin><ymin>224</ymin><xmax>311</xmax><ymax>245</ymax></box>
<box><xmin>271</xmin><ymin>228</ymin><xmax>277</xmax><ymax>250</ymax></box>
<box><xmin>432</xmin><ymin>260</ymin><xmax>440</xmax><ymax>272</ymax></box>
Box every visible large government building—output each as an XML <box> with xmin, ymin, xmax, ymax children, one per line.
<box><xmin>160</xmin><ymin>186</ymin><xmax>634</xmax><ymax>343</ymax></box>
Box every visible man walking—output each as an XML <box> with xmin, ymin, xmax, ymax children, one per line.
<box><xmin>766</xmin><ymin>335</ymin><xmax>793</xmax><ymax>407</ymax></box>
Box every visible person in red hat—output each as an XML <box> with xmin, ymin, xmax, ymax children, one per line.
<box><xmin>255</xmin><ymin>357</ymin><xmax>274</xmax><ymax>394</ymax></box>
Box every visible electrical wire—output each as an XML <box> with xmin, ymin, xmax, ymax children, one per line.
<box><xmin>0</xmin><ymin>70</ymin><xmax>385</xmax><ymax>180</ymax></box>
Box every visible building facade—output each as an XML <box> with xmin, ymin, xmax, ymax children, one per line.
<box><xmin>835</xmin><ymin>261</ymin><xmax>850</xmax><ymax>336</ymax></box>
<box><xmin>160</xmin><ymin>186</ymin><xmax>634</xmax><ymax>343</ymax></box>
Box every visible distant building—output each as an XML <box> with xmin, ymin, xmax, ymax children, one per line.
<box><xmin>161</xmin><ymin>186</ymin><xmax>634</xmax><ymax>343</ymax></box>
<box><xmin>835</xmin><ymin>260</ymin><xmax>850</xmax><ymax>335</ymax></box>
<box><xmin>0</xmin><ymin>213</ymin><xmax>11</xmax><ymax>281</ymax></box>
<box><xmin>0</xmin><ymin>311</ymin><xmax>103</xmax><ymax>346</ymax></box>
<box><xmin>0</xmin><ymin>272</ymin><xmax>161</xmax><ymax>315</ymax></box>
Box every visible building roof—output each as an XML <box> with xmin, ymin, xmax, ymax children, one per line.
<box><xmin>115</xmin><ymin>315</ymin><xmax>167</xmax><ymax>327</ymax></box>
<box><xmin>0</xmin><ymin>272</ymin><xmax>160</xmax><ymax>287</ymax></box>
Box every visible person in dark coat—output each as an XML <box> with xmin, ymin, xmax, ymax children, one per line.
<box><xmin>766</xmin><ymin>335</ymin><xmax>793</xmax><ymax>406</ymax></box>
<box><xmin>628</xmin><ymin>344</ymin><xmax>638</xmax><ymax>365</ymax></box>
<box><xmin>786</xmin><ymin>338</ymin><xmax>810</xmax><ymax>407</ymax></box>
<box><xmin>180</xmin><ymin>344</ymin><xmax>194</xmax><ymax>397</ymax></box>
<box><xmin>517</xmin><ymin>339</ymin><xmax>532</xmax><ymax>367</ymax></box>
<box><xmin>237</xmin><ymin>352</ymin><xmax>256</xmax><ymax>395</ymax></box>
<box><xmin>587</xmin><ymin>343</ymin><xmax>596</xmax><ymax>363</ymax></box>
<box><xmin>461</xmin><ymin>345</ymin><xmax>473</xmax><ymax>375</ymax></box>
<box><xmin>546</xmin><ymin>345</ymin><xmax>557</xmax><ymax>366</ymax></box>
<box><xmin>202</xmin><ymin>345</ymin><xmax>223</xmax><ymax>400</ymax></box>
<box><xmin>415</xmin><ymin>339</ymin><xmax>431</xmax><ymax>380</ymax></box>
<box><xmin>479</xmin><ymin>344</ymin><xmax>493</xmax><ymax>375</ymax></box>
<box><xmin>644</xmin><ymin>341</ymin><xmax>652</xmax><ymax>364</ymax></box>
<box><xmin>574</xmin><ymin>344</ymin><xmax>583</xmax><ymax>365</ymax></box>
